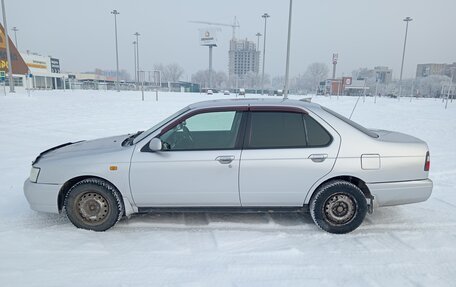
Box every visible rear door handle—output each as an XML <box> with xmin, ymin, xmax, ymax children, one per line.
<box><xmin>215</xmin><ymin>155</ymin><xmax>235</xmax><ymax>164</ymax></box>
<box><xmin>309</xmin><ymin>154</ymin><xmax>328</xmax><ymax>163</ymax></box>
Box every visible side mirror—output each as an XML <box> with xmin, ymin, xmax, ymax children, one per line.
<box><xmin>148</xmin><ymin>138</ymin><xmax>162</xmax><ymax>152</ymax></box>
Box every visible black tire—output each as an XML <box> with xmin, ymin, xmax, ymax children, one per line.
<box><xmin>64</xmin><ymin>178</ymin><xmax>124</xmax><ymax>231</ymax></box>
<box><xmin>310</xmin><ymin>180</ymin><xmax>367</xmax><ymax>234</ymax></box>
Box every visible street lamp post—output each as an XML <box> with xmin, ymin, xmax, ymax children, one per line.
<box><xmin>133</xmin><ymin>41</ymin><xmax>137</xmax><ymax>86</ymax></box>
<box><xmin>1</xmin><ymin>0</ymin><xmax>14</xmax><ymax>92</ymax></box>
<box><xmin>283</xmin><ymin>0</ymin><xmax>293</xmax><ymax>99</ymax></box>
<box><xmin>261</xmin><ymin>13</ymin><xmax>270</xmax><ymax>95</ymax></box>
<box><xmin>255</xmin><ymin>32</ymin><xmax>262</xmax><ymax>94</ymax></box>
<box><xmin>255</xmin><ymin>32</ymin><xmax>262</xmax><ymax>53</ymax></box>
<box><xmin>11</xmin><ymin>26</ymin><xmax>18</xmax><ymax>49</ymax></box>
<box><xmin>398</xmin><ymin>16</ymin><xmax>412</xmax><ymax>101</ymax></box>
<box><xmin>134</xmin><ymin>32</ymin><xmax>140</xmax><ymax>89</ymax></box>
<box><xmin>111</xmin><ymin>9</ymin><xmax>120</xmax><ymax>92</ymax></box>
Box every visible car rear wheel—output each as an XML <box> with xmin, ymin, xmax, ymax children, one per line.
<box><xmin>64</xmin><ymin>178</ymin><xmax>124</xmax><ymax>231</ymax></box>
<box><xmin>310</xmin><ymin>180</ymin><xmax>367</xmax><ymax>234</ymax></box>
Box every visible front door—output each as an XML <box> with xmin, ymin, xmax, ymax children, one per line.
<box><xmin>130</xmin><ymin>109</ymin><xmax>246</xmax><ymax>207</ymax></box>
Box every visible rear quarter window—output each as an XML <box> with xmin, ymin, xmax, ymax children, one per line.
<box><xmin>303</xmin><ymin>114</ymin><xmax>332</xmax><ymax>147</ymax></box>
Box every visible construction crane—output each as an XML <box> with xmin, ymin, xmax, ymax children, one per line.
<box><xmin>189</xmin><ymin>17</ymin><xmax>240</xmax><ymax>40</ymax></box>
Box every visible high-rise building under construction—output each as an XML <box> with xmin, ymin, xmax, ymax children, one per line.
<box><xmin>228</xmin><ymin>38</ymin><xmax>260</xmax><ymax>86</ymax></box>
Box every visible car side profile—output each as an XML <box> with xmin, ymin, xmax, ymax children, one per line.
<box><xmin>24</xmin><ymin>98</ymin><xmax>433</xmax><ymax>233</ymax></box>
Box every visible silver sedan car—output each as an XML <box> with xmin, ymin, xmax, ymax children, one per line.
<box><xmin>24</xmin><ymin>99</ymin><xmax>433</xmax><ymax>233</ymax></box>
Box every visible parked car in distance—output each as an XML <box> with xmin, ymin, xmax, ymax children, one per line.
<box><xmin>24</xmin><ymin>99</ymin><xmax>433</xmax><ymax>233</ymax></box>
<box><xmin>206</xmin><ymin>89</ymin><xmax>213</xmax><ymax>95</ymax></box>
<box><xmin>238</xmin><ymin>88</ymin><xmax>245</xmax><ymax>96</ymax></box>
<box><xmin>223</xmin><ymin>90</ymin><xmax>230</xmax><ymax>95</ymax></box>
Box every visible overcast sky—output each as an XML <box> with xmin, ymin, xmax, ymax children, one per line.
<box><xmin>6</xmin><ymin>0</ymin><xmax>456</xmax><ymax>80</ymax></box>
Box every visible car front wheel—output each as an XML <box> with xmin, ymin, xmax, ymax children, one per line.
<box><xmin>64</xmin><ymin>178</ymin><xmax>124</xmax><ymax>231</ymax></box>
<box><xmin>310</xmin><ymin>180</ymin><xmax>367</xmax><ymax>234</ymax></box>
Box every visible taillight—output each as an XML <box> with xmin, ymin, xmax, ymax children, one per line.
<box><xmin>424</xmin><ymin>151</ymin><xmax>430</xmax><ymax>171</ymax></box>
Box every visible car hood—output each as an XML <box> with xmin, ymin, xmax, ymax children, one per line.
<box><xmin>34</xmin><ymin>134</ymin><xmax>129</xmax><ymax>163</ymax></box>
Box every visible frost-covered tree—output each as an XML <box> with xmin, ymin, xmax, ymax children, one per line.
<box><xmin>271</xmin><ymin>75</ymin><xmax>285</xmax><ymax>90</ymax></box>
<box><xmin>191</xmin><ymin>70</ymin><xmax>209</xmax><ymax>88</ymax></box>
<box><xmin>165</xmin><ymin>63</ymin><xmax>184</xmax><ymax>82</ymax></box>
<box><xmin>191</xmin><ymin>70</ymin><xmax>228</xmax><ymax>89</ymax></box>
<box><xmin>153</xmin><ymin>63</ymin><xmax>184</xmax><ymax>83</ymax></box>
<box><xmin>214</xmin><ymin>71</ymin><xmax>228</xmax><ymax>88</ymax></box>
<box><xmin>416</xmin><ymin>75</ymin><xmax>451</xmax><ymax>98</ymax></box>
<box><xmin>294</xmin><ymin>63</ymin><xmax>329</xmax><ymax>93</ymax></box>
<box><xmin>244</xmin><ymin>72</ymin><xmax>260</xmax><ymax>89</ymax></box>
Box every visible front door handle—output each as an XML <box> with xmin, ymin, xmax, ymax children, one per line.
<box><xmin>215</xmin><ymin>155</ymin><xmax>235</xmax><ymax>164</ymax></box>
<box><xmin>309</xmin><ymin>154</ymin><xmax>328</xmax><ymax>163</ymax></box>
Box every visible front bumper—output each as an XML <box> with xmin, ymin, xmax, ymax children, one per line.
<box><xmin>23</xmin><ymin>179</ymin><xmax>62</xmax><ymax>213</ymax></box>
<box><xmin>367</xmin><ymin>179</ymin><xmax>433</xmax><ymax>207</ymax></box>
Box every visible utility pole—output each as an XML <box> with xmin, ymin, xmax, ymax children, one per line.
<box><xmin>134</xmin><ymin>32</ymin><xmax>140</xmax><ymax>90</ymax></box>
<box><xmin>133</xmin><ymin>41</ymin><xmax>137</xmax><ymax>86</ymax></box>
<box><xmin>283</xmin><ymin>0</ymin><xmax>293</xmax><ymax>99</ymax></box>
<box><xmin>1</xmin><ymin>0</ymin><xmax>14</xmax><ymax>92</ymax></box>
<box><xmin>261</xmin><ymin>13</ymin><xmax>270</xmax><ymax>95</ymax></box>
<box><xmin>399</xmin><ymin>17</ymin><xmax>412</xmax><ymax>101</ymax></box>
<box><xmin>445</xmin><ymin>71</ymin><xmax>454</xmax><ymax>109</ymax></box>
<box><xmin>410</xmin><ymin>80</ymin><xmax>415</xmax><ymax>102</ymax></box>
<box><xmin>11</xmin><ymin>26</ymin><xmax>18</xmax><ymax>49</ymax></box>
<box><xmin>111</xmin><ymin>9</ymin><xmax>120</xmax><ymax>92</ymax></box>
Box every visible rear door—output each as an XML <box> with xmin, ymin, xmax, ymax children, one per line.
<box><xmin>239</xmin><ymin>108</ymin><xmax>340</xmax><ymax>206</ymax></box>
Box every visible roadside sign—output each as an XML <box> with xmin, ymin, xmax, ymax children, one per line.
<box><xmin>0</xmin><ymin>71</ymin><xmax>5</xmax><ymax>81</ymax></box>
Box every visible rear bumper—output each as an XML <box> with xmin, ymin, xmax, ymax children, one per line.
<box><xmin>23</xmin><ymin>179</ymin><xmax>61</xmax><ymax>213</ymax></box>
<box><xmin>367</xmin><ymin>179</ymin><xmax>433</xmax><ymax>207</ymax></box>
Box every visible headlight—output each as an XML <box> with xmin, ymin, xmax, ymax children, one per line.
<box><xmin>30</xmin><ymin>167</ymin><xmax>41</xmax><ymax>183</ymax></box>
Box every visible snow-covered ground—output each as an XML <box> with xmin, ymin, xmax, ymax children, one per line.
<box><xmin>0</xmin><ymin>90</ymin><xmax>455</xmax><ymax>286</ymax></box>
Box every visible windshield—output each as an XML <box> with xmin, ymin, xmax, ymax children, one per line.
<box><xmin>132</xmin><ymin>106</ymin><xmax>190</xmax><ymax>144</ymax></box>
<box><xmin>322</xmin><ymin>106</ymin><xmax>379</xmax><ymax>138</ymax></box>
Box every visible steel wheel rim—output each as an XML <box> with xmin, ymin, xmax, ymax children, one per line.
<box><xmin>75</xmin><ymin>191</ymin><xmax>110</xmax><ymax>225</ymax></box>
<box><xmin>324</xmin><ymin>193</ymin><xmax>356</xmax><ymax>225</ymax></box>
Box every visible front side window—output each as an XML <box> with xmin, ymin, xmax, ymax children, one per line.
<box><xmin>160</xmin><ymin>111</ymin><xmax>243</xmax><ymax>151</ymax></box>
<box><xmin>247</xmin><ymin>111</ymin><xmax>332</xmax><ymax>149</ymax></box>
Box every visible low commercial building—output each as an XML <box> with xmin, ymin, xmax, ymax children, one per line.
<box><xmin>21</xmin><ymin>51</ymin><xmax>65</xmax><ymax>89</ymax></box>
<box><xmin>1</xmin><ymin>23</ymin><xmax>65</xmax><ymax>90</ymax></box>
<box><xmin>416</xmin><ymin>63</ymin><xmax>456</xmax><ymax>81</ymax></box>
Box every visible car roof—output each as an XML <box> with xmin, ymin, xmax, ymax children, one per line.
<box><xmin>188</xmin><ymin>98</ymin><xmax>321</xmax><ymax>111</ymax></box>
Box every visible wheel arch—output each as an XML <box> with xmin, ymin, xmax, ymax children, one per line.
<box><xmin>306</xmin><ymin>175</ymin><xmax>372</xmax><ymax>205</ymax></box>
<box><xmin>57</xmin><ymin>175</ymin><xmax>126</xmax><ymax>214</ymax></box>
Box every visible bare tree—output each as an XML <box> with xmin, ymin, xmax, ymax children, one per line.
<box><xmin>191</xmin><ymin>70</ymin><xmax>209</xmax><ymax>88</ymax></box>
<box><xmin>153</xmin><ymin>63</ymin><xmax>184</xmax><ymax>83</ymax></box>
<box><xmin>214</xmin><ymin>71</ymin><xmax>228</xmax><ymax>89</ymax></box>
<box><xmin>271</xmin><ymin>75</ymin><xmax>285</xmax><ymax>90</ymax></box>
<box><xmin>295</xmin><ymin>63</ymin><xmax>329</xmax><ymax>92</ymax></box>
<box><xmin>244</xmin><ymin>71</ymin><xmax>260</xmax><ymax>89</ymax></box>
<box><xmin>165</xmin><ymin>63</ymin><xmax>184</xmax><ymax>82</ymax></box>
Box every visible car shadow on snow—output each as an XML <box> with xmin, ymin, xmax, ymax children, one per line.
<box><xmin>22</xmin><ymin>206</ymin><xmax>417</xmax><ymax>233</ymax></box>
<box><xmin>117</xmin><ymin>211</ymin><xmax>317</xmax><ymax>231</ymax></box>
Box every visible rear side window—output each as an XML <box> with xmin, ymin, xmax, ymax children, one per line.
<box><xmin>303</xmin><ymin>114</ymin><xmax>332</xmax><ymax>147</ymax></box>
<box><xmin>247</xmin><ymin>112</ymin><xmax>332</xmax><ymax>149</ymax></box>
